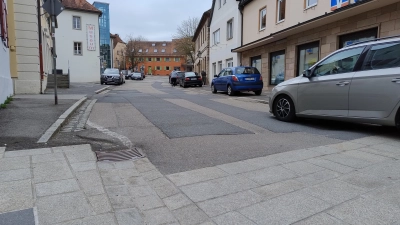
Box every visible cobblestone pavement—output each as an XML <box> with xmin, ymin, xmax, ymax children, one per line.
<box><xmin>1</xmin><ymin>136</ymin><xmax>400</xmax><ymax>224</ymax></box>
<box><xmin>61</xmin><ymin>100</ymin><xmax>97</xmax><ymax>133</ymax></box>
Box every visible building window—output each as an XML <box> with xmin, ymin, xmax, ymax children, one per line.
<box><xmin>146</xmin><ymin>49</ymin><xmax>149</xmax><ymax>52</ymax></box>
<box><xmin>173</xmin><ymin>49</ymin><xmax>177</xmax><ymax>53</ymax></box>
<box><xmin>259</xmin><ymin>7</ymin><xmax>267</xmax><ymax>30</ymax></box>
<box><xmin>297</xmin><ymin>41</ymin><xmax>319</xmax><ymax>76</ymax></box>
<box><xmin>226</xmin><ymin>58</ymin><xmax>233</xmax><ymax>67</ymax></box>
<box><xmin>147</xmin><ymin>58</ymin><xmax>152</xmax><ymax>61</ymax></box>
<box><xmin>251</xmin><ymin>56</ymin><xmax>262</xmax><ymax>74</ymax></box>
<box><xmin>305</xmin><ymin>0</ymin><xmax>317</xmax><ymax>8</ymax></box>
<box><xmin>175</xmin><ymin>57</ymin><xmax>180</xmax><ymax>62</ymax></box>
<box><xmin>277</xmin><ymin>0</ymin><xmax>286</xmax><ymax>22</ymax></box>
<box><xmin>74</xmin><ymin>42</ymin><xmax>82</xmax><ymax>55</ymax></box>
<box><xmin>154</xmin><ymin>49</ymin><xmax>158</xmax><ymax>52</ymax></box>
<box><xmin>152</xmin><ymin>43</ymin><xmax>155</xmax><ymax>46</ymax></box>
<box><xmin>161</xmin><ymin>49</ymin><xmax>165</xmax><ymax>52</ymax></box>
<box><xmin>165</xmin><ymin>58</ymin><xmax>170</xmax><ymax>62</ymax></box>
<box><xmin>72</xmin><ymin>16</ymin><xmax>81</xmax><ymax>30</ymax></box>
<box><xmin>339</xmin><ymin>28</ymin><xmax>378</xmax><ymax>48</ymax></box>
<box><xmin>362</xmin><ymin>43</ymin><xmax>400</xmax><ymax>71</ymax></box>
<box><xmin>1</xmin><ymin>0</ymin><xmax>8</xmax><ymax>48</ymax></box>
<box><xmin>166</xmin><ymin>66</ymin><xmax>170</xmax><ymax>70</ymax></box>
<box><xmin>270</xmin><ymin>50</ymin><xmax>285</xmax><ymax>85</ymax></box>
<box><xmin>162</xmin><ymin>43</ymin><xmax>166</xmax><ymax>46</ymax></box>
<box><xmin>218</xmin><ymin>61</ymin><xmax>222</xmax><ymax>73</ymax></box>
<box><xmin>218</xmin><ymin>0</ymin><xmax>221</xmax><ymax>8</ymax></box>
<box><xmin>138</xmin><ymin>49</ymin><xmax>142</xmax><ymax>52</ymax></box>
<box><xmin>227</xmin><ymin>19</ymin><xmax>233</xmax><ymax>40</ymax></box>
<box><xmin>156</xmin><ymin>58</ymin><xmax>161</xmax><ymax>61</ymax></box>
<box><xmin>213</xmin><ymin>29</ymin><xmax>220</xmax><ymax>45</ymax></box>
<box><xmin>156</xmin><ymin>66</ymin><xmax>161</xmax><ymax>70</ymax></box>
<box><xmin>212</xmin><ymin>63</ymin><xmax>217</xmax><ymax>75</ymax></box>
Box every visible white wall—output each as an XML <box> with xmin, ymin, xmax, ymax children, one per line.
<box><xmin>209</xmin><ymin>0</ymin><xmax>241</xmax><ymax>84</ymax></box>
<box><xmin>0</xmin><ymin>1</ymin><xmax>13</xmax><ymax>103</ymax></box>
<box><xmin>56</xmin><ymin>9</ymin><xmax>100</xmax><ymax>83</ymax></box>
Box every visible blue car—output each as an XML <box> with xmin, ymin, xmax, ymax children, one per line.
<box><xmin>211</xmin><ymin>66</ymin><xmax>263</xmax><ymax>96</ymax></box>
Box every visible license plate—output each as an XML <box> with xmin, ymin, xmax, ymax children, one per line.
<box><xmin>107</xmin><ymin>79</ymin><xmax>113</xmax><ymax>81</ymax></box>
<box><xmin>191</xmin><ymin>78</ymin><xmax>197</xmax><ymax>80</ymax></box>
<box><xmin>245</xmin><ymin>78</ymin><xmax>255</xmax><ymax>81</ymax></box>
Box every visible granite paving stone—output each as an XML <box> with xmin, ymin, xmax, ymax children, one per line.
<box><xmin>75</xmin><ymin>170</ymin><xmax>105</xmax><ymax>196</ymax></box>
<box><xmin>0</xmin><ymin>156</ymin><xmax>30</xmax><ymax>172</ymax></box>
<box><xmin>251</xmin><ymin>179</ymin><xmax>305</xmax><ymax>200</ymax></box>
<box><xmin>101</xmin><ymin>174</ymin><xmax>125</xmax><ymax>186</ymax></box>
<box><xmin>172</xmin><ymin>204</ymin><xmax>209</xmax><ymax>225</ymax></box>
<box><xmin>141</xmin><ymin>169</ymin><xmax>164</xmax><ymax>181</ymax></box>
<box><xmin>329</xmin><ymin>142</ymin><xmax>366</xmax><ymax>151</ymax></box>
<box><xmin>386</xmin><ymin>140</ymin><xmax>400</xmax><ymax>148</ymax></box>
<box><xmin>88</xmin><ymin>194</ymin><xmax>113</xmax><ymax>214</ymax></box>
<box><xmin>242</xmin><ymin>166</ymin><xmax>298</xmax><ymax>186</ymax></box>
<box><xmin>35</xmin><ymin>179</ymin><xmax>80</xmax><ymax>197</ymax></box>
<box><xmin>361</xmin><ymin>145</ymin><xmax>400</xmax><ymax>158</ymax></box>
<box><xmin>197</xmin><ymin>190</ymin><xmax>262</xmax><ymax>217</ymax></box>
<box><xmin>292</xmin><ymin>213</ymin><xmax>346</xmax><ymax>225</ymax></box>
<box><xmin>338</xmin><ymin>171</ymin><xmax>396</xmax><ymax>190</ymax></box>
<box><xmin>56</xmin><ymin>213</ymin><xmax>117</xmax><ymax>225</ymax></box>
<box><xmin>301</xmin><ymin>179</ymin><xmax>368</xmax><ymax>205</ymax></box>
<box><xmin>118</xmin><ymin>168</ymin><xmax>141</xmax><ymax>179</ymax></box>
<box><xmin>109</xmin><ymin>196</ymin><xmax>137</xmax><ymax>209</ymax></box>
<box><xmin>350</xmin><ymin>136</ymin><xmax>388</xmax><ymax>145</ymax></box>
<box><xmin>134</xmin><ymin>195</ymin><xmax>164</xmax><ymax>211</ymax></box>
<box><xmin>143</xmin><ymin>207</ymin><xmax>178</xmax><ymax>225</ymax></box>
<box><xmin>294</xmin><ymin>170</ymin><xmax>342</xmax><ymax>186</ymax></box>
<box><xmin>0</xmin><ymin>179</ymin><xmax>33</xmax><ymax>214</ymax></box>
<box><xmin>113</xmin><ymin>160</ymin><xmax>136</xmax><ymax>169</ymax></box>
<box><xmin>239</xmin><ymin>191</ymin><xmax>331</xmax><ymax>225</ymax></box>
<box><xmin>106</xmin><ymin>185</ymin><xmax>131</xmax><ymax>197</ymax></box>
<box><xmin>129</xmin><ymin>185</ymin><xmax>154</xmax><ymax>198</ymax></box>
<box><xmin>36</xmin><ymin>191</ymin><xmax>93</xmax><ymax>225</ymax></box>
<box><xmin>32</xmin><ymin>152</ymin><xmax>65</xmax><ymax>163</ymax></box>
<box><xmin>342</xmin><ymin>150</ymin><xmax>391</xmax><ymax>163</ymax></box>
<box><xmin>4</xmin><ymin>148</ymin><xmax>51</xmax><ymax>158</ymax></box>
<box><xmin>0</xmin><ymin>208</ymin><xmax>35</xmax><ymax>225</ymax></box>
<box><xmin>33</xmin><ymin>160</ymin><xmax>74</xmax><ymax>183</ymax></box>
<box><xmin>152</xmin><ymin>183</ymin><xmax>180</xmax><ymax>199</ymax></box>
<box><xmin>167</xmin><ymin>167</ymin><xmax>228</xmax><ymax>187</ymax></box>
<box><xmin>70</xmin><ymin>161</ymin><xmax>97</xmax><ymax>172</ymax></box>
<box><xmin>306</xmin><ymin>158</ymin><xmax>355</xmax><ymax>174</ymax></box>
<box><xmin>362</xmin><ymin>182</ymin><xmax>400</xmax><ymax>208</ymax></box>
<box><xmin>0</xmin><ymin>168</ymin><xmax>31</xmax><ymax>182</ymax></box>
<box><xmin>115</xmin><ymin>208</ymin><xmax>144</xmax><ymax>225</ymax></box>
<box><xmin>358</xmin><ymin>160</ymin><xmax>400</xmax><ymax>180</ymax></box>
<box><xmin>217</xmin><ymin>161</ymin><xmax>265</xmax><ymax>175</ymax></box>
<box><xmin>213</xmin><ymin>212</ymin><xmax>256</xmax><ymax>225</ymax></box>
<box><xmin>123</xmin><ymin>176</ymin><xmax>147</xmax><ymax>186</ymax></box>
<box><xmin>163</xmin><ymin>193</ymin><xmax>193</xmax><ymax>211</ymax></box>
<box><xmin>327</xmin><ymin>197</ymin><xmax>400</xmax><ymax>225</ymax></box>
<box><xmin>148</xmin><ymin>177</ymin><xmax>173</xmax><ymax>188</ymax></box>
<box><xmin>320</xmin><ymin>153</ymin><xmax>375</xmax><ymax>169</ymax></box>
<box><xmin>64</xmin><ymin>148</ymin><xmax>97</xmax><ymax>163</ymax></box>
<box><xmin>307</xmin><ymin>146</ymin><xmax>342</xmax><ymax>155</ymax></box>
<box><xmin>180</xmin><ymin>175</ymin><xmax>258</xmax><ymax>202</ymax></box>
<box><xmin>242</xmin><ymin>155</ymin><xmax>281</xmax><ymax>169</ymax></box>
<box><xmin>269</xmin><ymin>149</ymin><xmax>324</xmax><ymax>163</ymax></box>
<box><xmin>135</xmin><ymin>162</ymin><xmax>158</xmax><ymax>173</ymax></box>
<box><xmin>282</xmin><ymin>161</ymin><xmax>325</xmax><ymax>176</ymax></box>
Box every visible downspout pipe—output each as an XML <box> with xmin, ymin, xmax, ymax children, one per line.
<box><xmin>37</xmin><ymin>0</ymin><xmax>44</xmax><ymax>94</ymax></box>
<box><xmin>238</xmin><ymin>4</ymin><xmax>244</xmax><ymax>66</ymax></box>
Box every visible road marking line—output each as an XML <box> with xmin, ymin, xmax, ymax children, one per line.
<box><xmin>87</xmin><ymin>120</ymin><xmax>133</xmax><ymax>149</ymax></box>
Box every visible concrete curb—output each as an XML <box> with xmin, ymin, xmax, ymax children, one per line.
<box><xmin>37</xmin><ymin>97</ymin><xmax>87</xmax><ymax>143</ymax></box>
<box><xmin>95</xmin><ymin>86</ymin><xmax>109</xmax><ymax>94</ymax></box>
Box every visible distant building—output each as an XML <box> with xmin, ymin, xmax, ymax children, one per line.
<box><xmin>110</xmin><ymin>33</ymin><xmax>126</xmax><ymax>69</ymax></box>
<box><xmin>193</xmin><ymin>9</ymin><xmax>211</xmax><ymax>83</ymax></box>
<box><xmin>93</xmin><ymin>2</ymin><xmax>111</xmax><ymax>70</ymax></box>
<box><xmin>0</xmin><ymin>0</ymin><xmax>13</xmax><ymax>102</ymax></box>
<box><xmin>55</xmin><ymin>0</ymin><xmax>101</xmax><ymax>82</ymax></box>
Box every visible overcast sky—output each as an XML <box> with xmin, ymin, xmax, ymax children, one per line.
<box><xmin>103</xmin><ymin>0</ymin><xmax>212</xmax><ymax>42</ymax></box>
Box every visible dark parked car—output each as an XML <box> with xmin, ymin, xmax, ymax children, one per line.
<box><xmin>179</xmin><ymin>72</ymin><xmax>203</xmax><ymax>88</ymax></box>
<box><xmin>101</xmin><ymin>68</ymin><xmax>124</xmax><ymax>85</ymax></box>
<box><xmin>211</xmin><ymin>67</ymin><xmax>263</xmax><ymax>96</ymax></box>
<box><xmin>121</xmin><ymin>70</ymin><xmax>131</xmax><ymax>80</ymax></box>
<box><xmin>169</xmin><ymin>71</ymin><xmax>184</xmax><ymax>84</ymax></box>
<box><xmin>130</xmin><ymin>72</ymin><xmax>143</xmax><ymax>80</ymax></box>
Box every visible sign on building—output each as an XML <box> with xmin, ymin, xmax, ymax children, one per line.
<box><xmin>331</xmin><ymin>0</ymin><xmax>358</xmax><ymax>11</ymax></box>
<box><xmin>86</xmin><ymin>24</ymin><xmax>96</xmax><ymax>51</ymax></box>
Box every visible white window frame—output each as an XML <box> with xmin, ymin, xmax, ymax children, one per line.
<box><xmin>227</xmin><ymin>19</ymin><xmax>233</xmax><ymax>40</ymax></box>
<box><xmin>212</xmin><ymin>63</ymin><xmax>217</xmax><ymax>75</ymax></box>
<box><xmin>305</xmin><ymin>0</ymin><xmax>317</xmax><ymax>9</ymax></box>
<box><xmin>138</xmin><ymin>49</ymin><xmax>142</xmax><ymax>52</ymax></box>
<box><xmin>154</xmin><ymin>49</ymin><xmax>158</xmax><ymax>52</ymax></box>
<box><xmin>73</xmin><ymin>42</ymin><xmax>82</xmax><ymax>55</ymax></box>
<box><xmin>226</xmin><ymin>58</ymin><xmax>233</xmax><ymax>67</ymax></box>
<box><xmin>218</xmin><ymin>61</ymin><xmax>222</xmax><ymax>73</ymax></box>
<box><xmin>161</xmin><ymin>49</ymin><xmax>165</xmax><ymax>52</ymax></box>
<box><xmin>72</xmin><ymin>16</ymin><xmax>81</xmax><ymax>30</ymax></box>
<box><xmin>277</xmin><ymin>0</ymin><xmax>285</xmax><ymax>23</ymax></box>
<box><xmin>213</xmin><ymin>29</ymin><xmax>220</xmax><ymax>45</ymax></box>
<box><xmin>259</xmin><ymin>7</ymin><xmax>267</xmax><ymax>31</ymax></box>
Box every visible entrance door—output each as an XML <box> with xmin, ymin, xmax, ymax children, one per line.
<box><xmin>148</xmin><ymin>66</ymin><xmax>152</xmax><ymax>75</ymax></box>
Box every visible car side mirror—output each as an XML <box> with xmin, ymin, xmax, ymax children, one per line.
<box><xmin>303</xmin><ymin>69</ymin><xmax>312</xmax><ymax>78</ymax></box>
<box><xmin>214</xmin><ymin>75</ymin><xmax>218</xmax><ymax>78</ymax></box>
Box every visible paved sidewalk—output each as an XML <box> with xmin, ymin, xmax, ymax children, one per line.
<box><xmin>1</xmin><ymin>136</ymin><xmax>400</xmax><ymax>224</ymax></box>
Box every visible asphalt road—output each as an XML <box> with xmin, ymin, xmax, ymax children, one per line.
<box><xmin>81</xmin><ymin>76</ymin><xmax>400</xmax><ymax>174</ymax></box>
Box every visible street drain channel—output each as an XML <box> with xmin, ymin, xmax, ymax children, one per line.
<box><xmin>96</xmin><ymin>148</ymin><xmax>144</xmax><ymax>162</ymax></box>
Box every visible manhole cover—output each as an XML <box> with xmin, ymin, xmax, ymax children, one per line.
<box><xmin>96</xmin><ymin>148</ymin><xmax>144</xmax><ymax>162</ymax></box>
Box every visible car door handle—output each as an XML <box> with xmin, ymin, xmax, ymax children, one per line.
<box><xmin>336</xmin><ymin>81</ymin><xmax>350</xmax><ymax>86</ymax></box>
<box><xmin>392</xmin><ymin>78</ymin><xmax>400</xmax><ymax>83</ymax></box>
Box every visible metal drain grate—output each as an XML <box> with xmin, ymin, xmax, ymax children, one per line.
<box><xmin>96</xmin><ymin>148</ymin><xmax>144</xmax><ymax>162</ymax></box>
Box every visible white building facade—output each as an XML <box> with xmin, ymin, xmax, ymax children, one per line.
<box><xmin>208</xmin><ymin>0</ymin><xmax>242</xmax><ymax>84</ymax></box>
<box><xmin>55</xmin><ymin>3</ymin><xmax>101</xmax><ymax>83</ymax></box>
<box><xmin>0</xmin><ymin>0</ymin><xmax>13</xmax><ymax>103</ymax></box>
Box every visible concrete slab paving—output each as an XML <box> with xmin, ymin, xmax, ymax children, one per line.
<box><xmin>0</xmin><ymin>168</ymin><xmax>31</xmax><ymax>182</ymax></box>
<box><xmin>213</xmin><ymin>212</ymin><xmax>257</xmax><ymax>225</ymax></box>
<box><xmin>167</xmin><ymin>167</ymin><xmax>228</xmax><ymax>187</ymax></box>
<box><xmin>33</xmin><ymin>160</ymin><xmax>74</xmax><ymax>183</ymax></box>
<box><xmin>35</xmin><ymin>179</ymin><xmax>80</xmax><ymax>197</ymax></box>
<box><xmin>0</xmin><ymin>179</ymin><xmax>33</xmax><ymax>214</ymax></box>
<box><xmin>242</xmin><ymin>165</ymin><xmax>298</xmax><ymax>186</ymax></box>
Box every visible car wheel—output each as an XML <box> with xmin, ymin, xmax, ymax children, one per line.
<box><xmin>396</xmin><ymin>108</ymin><xmax>400</xmax><ymax>131</ymax></box>
<box><xmin>254</xmin><ymin>90</ymin><xmax>262</xmax><ymax>96</ymax></box>
<box><xmin>101</xmin><ymin>81</ymin><xmax>104</xmax><ymax>85</ymax></box>
<box><xmin>273</xmin><ymin>95</ymin><xmax>296</xmax><ymax>122</ymax></box>
<box><xmin>211</xmin><ymin>84</ymin><xmax>217</xmax><ymax>93</ymax></box>
<box><xmin>227</xmin><ymin>85</ymin><xmax>235</xmax><ymax>96</ymax></box>
<box><xmin>199</xmin><ymin>84</ymin><xmax>203</xmax><ymax>87</ymax></box>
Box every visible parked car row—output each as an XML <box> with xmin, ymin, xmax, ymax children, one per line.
<box><xmin>169</xmin><ymin>71</ymin><xmax>203</xmax><ymax>88</ymax></box>
<box><xmin>100</xmin><ymin>68</ymin><xmax>125</xmax><ymax>85</ymax></box>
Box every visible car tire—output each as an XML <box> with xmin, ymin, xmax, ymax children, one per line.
<box><xmin>227</xmin><ymin>85</ymin><xmax>235</xmax><ymax>96</ymax></box>
<box><xmin>396</xmin><ymin>108</ymin><xmax>400</xmax><ymax>131</ymax></box>
<box><xmin>254</xmin><ymin>90</ymin><xmax>262</xmax><ymax>96</ymax></box>
<box><xmin>211</xmin><ymin>84</ymin><xmax>217</xmax><ymax>93</ymax></box>
<box><xmin>273</xmin><ymin>95</ymin><xmax>296</xmax><ymax>122</ymax></box>
<box><xmin>199</xmin><ymin>84</ymin><xmax>203</xmax><ymax>87</ymax></box>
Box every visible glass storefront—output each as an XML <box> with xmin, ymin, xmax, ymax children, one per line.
<box><xmin>251</xmin><ymin>56</ymin><xmax>261</xmax><ymax>73</ymax></box>
<box><xmin>270</xmin><ymin>50</ymin><xmax>285</xmax><ymax>85</ymax></box>
<box><xmin>339</xmin><ymin>28</ymin><xmax>378</xmax><ymax>48</ymax></box>
<box><xmin>297</xmin><ymin>41</ymin><xmax>319</xmax><ymax>76</ymax></box>
<box><xmin>93</xmin><ymin>2</ymin><xmax>111</xmax><ymax>69</ymax></box>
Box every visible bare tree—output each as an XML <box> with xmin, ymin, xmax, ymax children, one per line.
<box><xmin>124</xmin><ymin>35</ymin><xmax>147</xmax><ymax>71</ymax></box>
<box><xmin>173</xmin><ymin>17</ymin><xmax>199</xmax><ymax>65</ymax></box>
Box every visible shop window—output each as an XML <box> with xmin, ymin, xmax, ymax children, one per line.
<box><xmin>362</xmin><ymin>42</ymin><xmax>400</xmax><ymax>71</ymax></box>
<box><xmin>1</xmin><ymin>0</ymin><xmax>9</xmax><ymax>47</ymax></box>
<box><xmin>339</xmin><ymin>28</ymin><xmax>378</xmax><ymax>48</ymax></box>
<box><xmin>73</xmin><ymin>42</ymin><xmax>82</xmax><ymax>55</ymax></box>
<box><xmin>259</xmin><ymin>7</ymin><xmax>266</xmax><ymax>30</ymax></box>
<box><xmin>297</xmin><ymin>41</ymin><xmax>319</xmax><ymax>76</ymax></box>
<box><xmin>251</xmin><ymin>56</ymin><xmax>262</xmax><ymax>73</ymax></box>
<box><xmin>277</xmin><ymin>0</ymin><xmax>286</xmax><ymax>23</ymax></box>
<box><xmin>270</xmin><ymin>50</ymin><xmax>285</xmax><ymax>85</ymax></box>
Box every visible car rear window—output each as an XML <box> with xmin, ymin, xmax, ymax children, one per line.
<box><xmin>185</xmin><ymin>72</ymin><xmax>197</xmax><ymax>77</ymax></box>
<box><xmin>104</xmin><ymin>69</ymin><xmax>119</xmax><ymax>74</ymax></box>
<box><xmin>235</xmin><ymin>67</ymin><xmax>260</xmax><ymax>75</ymax></box>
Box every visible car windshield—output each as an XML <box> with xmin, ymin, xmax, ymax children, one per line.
<box><xmin>185</xmin><ymin>72</ymin><xmax>197</xmax><ymax>77</ymax></box>
<box><xmin>103</xmin><ymin>69</ymin><xmax>119</xmax><ymax>75</ymax></box>
<box><xmin>235</xmin><ymin>67</ymin><xmax>260</xmax><ymax>75</ymax></box>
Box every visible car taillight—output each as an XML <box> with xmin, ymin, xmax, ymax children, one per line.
<box><xmin>198</xmin><ymin>77</ymin><xmax>202</xmax><ymax>80</ymax></box>
<box><xmin>185</xmin><ymin>78</ymin><xmax>190</xmax><ymax>81</ymax></box>
<box><xmin>232</xmin><ymin>76</ymin><xmax>239</xmax><ymax>82</ymax></box>
<box><xmin>260</xmin><ymin>76</ymin><xmax>263</xmax><ymax>81</ymax></box>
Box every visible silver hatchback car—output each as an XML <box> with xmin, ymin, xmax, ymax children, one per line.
<box><xmin>269</xmin><ymin>36</ymin><xmax>400</xmax><ymax>129</ymax></box>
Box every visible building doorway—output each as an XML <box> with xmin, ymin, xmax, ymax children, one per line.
<box><xmin>148</xmin><ymin>66</ymin><xmax>152</xmax><ymax>75</ymax></box>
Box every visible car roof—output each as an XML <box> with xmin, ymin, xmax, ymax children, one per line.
<box><xmin>343</xmin><ymin>35</ymin><xmax>400</xmax><ymax>49</ymax></box>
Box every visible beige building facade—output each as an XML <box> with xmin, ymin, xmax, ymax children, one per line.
<box><xmin>111</xmin><ymin>34</ymin><xmax>126</xmax><ymax>69</ymax></box>
<box><xmin>234</xmin><ymin>0</ymin><xmax>400</xmax><ymax>89</ymax></box>
<box><xmin>193</xmin><ymin>9</ymin><xmax>211</xmax><ymax>81</ymax></box>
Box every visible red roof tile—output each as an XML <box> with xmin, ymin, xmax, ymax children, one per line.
<box><xmin>62</xmin><ymin>0</ymin><xmax>102</xmax><ymax>14</ymax></box>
